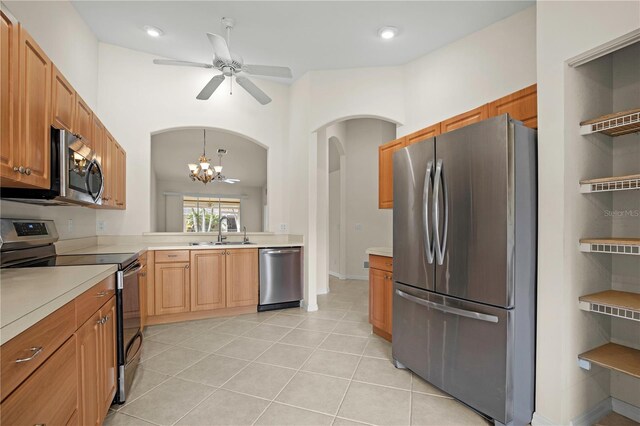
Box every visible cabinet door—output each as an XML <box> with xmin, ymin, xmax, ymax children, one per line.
<box><xmin>1</xmin><ymin>336</ymin><xmax>78</xmax><ymax>426</ymax></box>
<box><xmin>383</xmin><ymin>274</ymin><xmax>393</xmax><ymax>336</ymax></box>
<box><xmin>225</xmin><ymin>249</ymin><xmax>259</xmax><ymax>308</ymax></box>
<box><xmin>405</xmin><ymin>123</ymin><xmax>440</xmax><ymax>147</ymax></box>
<box><xmin>100</xmin><ymin>297</ymin><xmax>117</xmax><ymax>417</ymax></box>
<box><xmin>488</xmin><ymin>84</ymin><xmax>537</xmax><ymax>129</ymax></box>
<box><xmin>102</xmin><ymin>132</ymin><xmax>115</xmax><ymax>206</ymax></box>
<box><xmin>0</xmin><ymin>9</ymin><xmax>19</xmax><ymax>183</ymax></box>
<box><xmin>92</xmin><ymin>116</ymin><xmax>105</xmax><ymax>171</ymax></box>
<box><xmin>139</xmin><ymin>263</ymin><xmax>147</xmax><ymax>329</ymax></box>
<box><xmin>155</xmin><ymin>262</ymin><xmax>191</xmax><ymax>315</ymax></box>
<box><xmin>191</xmin><ymin>250</ymin><xmax>226</xmax><ymax>311</ymax></box>
<box><xmin>378</xmin><ymin>137</ymin><xmax>405</xmax><ymax>209</ymax></box>
<box><xmin>18</xmin><ymin>26</ymin><xmax>51</xmax><ymax>189</ymax></box>
<box><xmin>441</xmin><ymin>104</ymin><xmax>488</xmax><ymax>133</ymax></box>
<box><xmin>76</xmin><ymin>310</ymin><xmax>102</xmax><ymax>426</ymax></box>
<box><xmin>74</xmin><ymin>95</ymin><xmax>92</xmax><ymax>147</ymax></box>
<box><xmin>115</xmin><ymin>144</ymin><xmax>126</xmax><ymax>209</ymax></box>
<box><xmin>369</xmin><ymin>268</ymin><xmax>388</xmax><ymax>331</ymax></box>
<box><xmin>51</xmin><ymin>66</ymin><xmax>75</xmax><ymax>131</ymax></box>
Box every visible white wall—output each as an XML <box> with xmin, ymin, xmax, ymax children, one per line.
<box><xmin>535</xmin><ymin>2</ymin><xmax>640</xmax><ymax>424</ymax></box>
<box><xmin>95</xmin><ymin>43</ymin><xmax>290</xmax><ymax>236</ymax></box>
<box><xmin>345</xmin><ymin>119</ymin><xmax>396</xmax><ymax>278</ymax></box>
<box><xmin>329</xmin><ymin>170</ymin><xmax>341</xmax><ymax>275</ymax></box>
<box><xmin>154</xmin><ymin>179</ymin><xmax>264</xmax><ymax>232</ymax></box>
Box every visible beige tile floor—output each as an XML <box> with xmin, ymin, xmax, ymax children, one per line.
<box><xmin>105</xmin><ymin>278</ymin><xmax>489</xmax><ymax>426</ymax></box>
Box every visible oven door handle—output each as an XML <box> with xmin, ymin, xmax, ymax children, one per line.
<box><xmin>123</xmin><ymin>263</ymin><xmax>142</xmax><ymax>277</ymax></box>
<box><xmin>88</xmin><ymin>159</ymin><xmax>104</xmax><ymax>202</ymax></box>
<box><xmin>125</xmin><ymin>331</ymin><xmax>143</xmax><ymax>362</ymax></box>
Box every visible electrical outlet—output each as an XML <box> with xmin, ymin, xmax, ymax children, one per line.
<box><xmin>364</xmin><ymin>260</ymin><xmax>369</xmax><ymax>268</ymax></box>
<box><xmin>97</xmin><ymin>220</ymin><xmax>106</xmax><ymax>232</ymax></box>
<box><xmin>67</xmin><ymin>219</ymin><xmax>74</xmax><ymax>233</ymax></box>
<box><xmin>279</xmin><ymin>223</ymin><xmax>288</xmax><ymax>233</ymax></box>
<box><xmin>355</xmin><ymin>223</ymin><xmax>363</xmax><ymax>231</ymax></box>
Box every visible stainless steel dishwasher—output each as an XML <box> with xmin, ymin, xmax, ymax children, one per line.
<box><xmin>258</xmin><ymin>247</ymin><xmax>303</xmax><ymax>311</ymax></box>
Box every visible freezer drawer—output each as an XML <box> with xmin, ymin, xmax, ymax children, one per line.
<box><xmin>259</xmin><ymin>248</ymin><xmax>303</xmax><ymax>309</ymax></box>
<box><xmin>393</xmin><ymin>284</ymin><xmax>526</xmax><ymax>425</ymax></box>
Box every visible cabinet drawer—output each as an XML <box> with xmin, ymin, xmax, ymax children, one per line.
<box><xmin>0</xmin><ymin>300</ymin><xmax>75</xmax><ymax>401</ymax></box>
<box><xmin>1</xmin><ymin>335</ymin><xmax>77</xmax><ymax>425</ymax></box>
<box><xmin>76</xmin><ymin>274</ymin><xmax>116</xmax><ymax>328</ymax></box>
<box><xmin>369</xmin><ymin>255</ymin><xmax>393</xmax><ymax>272</ymax></box>
<box><xmin>155</xmin><ymin>250</ymin><xmax>189</xmax><ymax>263</ymax></box>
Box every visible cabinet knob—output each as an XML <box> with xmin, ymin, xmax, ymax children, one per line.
<box><xmin>15</xmin><ymin>346</ymin><xmax>43</xmax><ymax>363</ymax></box>
<box><xmin>13</xmin><ymin>166</ymin><xmax>25</xmax><ymax>174</ymax></box>
<box><xmin>95</xmin><ymin>291</ymin><xmax>109</xmax><ymax>298</ymax></box>
<box><xmin>185</xmin><ymin>264</ymin><xmax>190</xmax><ymax>269</ymax></box>
<box><xmin>24</xmin><ymin>168</ymin><xmax>31</xmax><ymax>176</ymax></box>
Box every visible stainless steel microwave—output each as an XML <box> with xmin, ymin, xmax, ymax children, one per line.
<box><xmin>0</xmin><ymin>128</ymin><xmax>104</xmax><ymax>206</ymax></box>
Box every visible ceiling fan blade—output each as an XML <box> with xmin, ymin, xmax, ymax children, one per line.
<box><xmin>153</xmin><ymin>59</ymin><xmax>213</xmax><ymax>68</ymax></box>
<box><xmin>196</xmin><ymin>75</ymin><xmax>225</xmax><ymax>100</ymax></box>
<box><xmin>235</xmin><ymin>76</ymin><xmax>272</xmax><ymax>105</ymax></box>
<box><xmin>243</xmin><ymin>64</ymin><xmax>292</xmax><ymax>79</ymax></box>
<box><xmin>206</xmin><ymin>33</ymin><xmax>232</xmax><ymax>63</ymax></box>
<box><xmin>224</xmin><ymin>179</ymin><xmax>239</xmax><ymax>184</ymax></box>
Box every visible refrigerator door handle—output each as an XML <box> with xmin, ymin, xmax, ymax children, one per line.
<box><xmin>395</xmin><ymin>289</ymin><xmax>499</xmax><ymax>323</ymax></box>
<box><xmin>422</xmin><ymin>160</ymin><xmax>435</xmax><ymax>264</ymax></box>
<box><xmin>433</xmin><ymin>159</ymin><xmax>449</xmax><ymax>265</ymax></box>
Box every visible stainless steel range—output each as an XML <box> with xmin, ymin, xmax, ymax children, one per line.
<box><xmin>0</xmin><ymin>218</ymin><xmax>142</xmax><ymax>405</ymax></box>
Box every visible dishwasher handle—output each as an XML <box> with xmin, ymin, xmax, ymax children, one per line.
<box><xmin>263</xmin><ymin>249</ymin><xmax>300</xmax><ymax>255</ymax></box>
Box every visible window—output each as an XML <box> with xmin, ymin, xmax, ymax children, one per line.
<box><xmin>183</xmin><ymin>196</ymin><xmax>241</xmax><ymax>233</ymax></box>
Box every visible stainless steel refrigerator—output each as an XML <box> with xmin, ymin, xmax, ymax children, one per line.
<box><xmin>392</xmin><ymin>115</ymin><xmax>536</xmax><ymax>426</ymax></box>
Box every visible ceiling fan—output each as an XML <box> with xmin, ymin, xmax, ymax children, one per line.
<box><xmin>211</xmin><ymin>149</ymin><xmax>240</xmax><ymax>184</ymax></box>
<box><xmin>153</xmin><ymin>17</ymin><xmax>292</xmax><ymax>105</ymax></box>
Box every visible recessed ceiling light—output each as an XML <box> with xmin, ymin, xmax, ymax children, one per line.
<box><xmin>378</xmin><ymin>26</ymin><xmax>398</xmax><ymax>40</ymax></box>
<box><xmin>144</xmin><ymin>25</ymin><xmax>164</xmax><ymax>37</ymax></box>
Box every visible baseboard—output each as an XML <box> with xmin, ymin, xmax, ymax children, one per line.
<box><xmin>317</xmin><ymin>287</ymin><xmax>330</xmax><ymax>295</ymax></box>
<box><xmin>301</xmin><ymin>300</ymin><xmax>318</xmax><ymax>312</ymax></box>
<box><xmin>612</xmin><ymin>398</ymin><xmax>640</xmax><ymax>423</ymax></box>
<box><xmin>570</xmin><ymin>397</ymin><xmax>612</xmax><ymax>426</ymax></box>
<box><xmin>345</xmin><ymin>274</ymin><xmax>368</xmax><ymax>281</ymax></box>
<box><xmin>531</xmin><ymin>412</ymin><xmax>557</xmax><ymax>426</ymax></box>
<box><xmin>329</xmin><ymin>271</ymin><xmax>345</xmax><ymax>279</ymax></box>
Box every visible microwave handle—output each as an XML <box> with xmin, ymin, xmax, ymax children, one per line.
<box><xmin>86</xmin><ymin>159</ymin><xmax>104</xmax><ymax>202</ymax></box>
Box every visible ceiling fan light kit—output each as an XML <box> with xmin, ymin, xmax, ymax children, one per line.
<box><xmin>153</xmin><ymin>17</ymin><xmax>292</xmax><ymax>105</ymax></box>
<box><xmin>378</xmin><ymin>26</ymin><xmax>398</xmax><ymax>39</ymax></box>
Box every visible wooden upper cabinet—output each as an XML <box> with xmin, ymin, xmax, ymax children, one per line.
<box><xmin>51</xmin><ymin>66</ymin><xmax>75</xmax><ymax>132</ymax></box>
<box><xmin>405</xmin><ymin>123</ymin><xmax>441</xmax><ymax>147</ymax></box>
<box><xmin>74</xmin><ymin>95</ymin><xmax>92</xmax><ymax>147</ymax></box>
<box><xmin>378</xmin><ymin>137</ymin><xmax>405</xmax><ymax>209</ymax></box>
<box><xmin>0</xmin><ymin>9</ymin><xmax>19</xmax><ymax>183</ymax></box>
<box><xmin>441</xmin><ymin>104</ymin><xmax>489</xmax><ymax>133</ymax></box>
<box><xmin>155</xmin><ymin>262</ymin><xmax>191</xmax><ymax>315</ymax></box>
<box><xmin>190</xmin><ymin>250</ymin><xmax>226</xmax><ymax>311</ymax></box>
<box><xmin>226</xmin><ymin>249</ymin><xmax>259</xmax><ymax>308</ymax></box>
<box><xmin>17</xmin><ymin>26</ymin><xmax>51</xmax><ymax>189</ymax></box>
<box><xmin>115</xmin><ymin>144</ymin><xmax>126</xmax><ymax>209</ymax></box>
<box><xmin>92</xmin><ymin>116</ymin><xmax>105</xmax><ymax>170</ymax></box>
<box><xmin>488</xmin><ymin>84</ymin><xmax>538</xmax><ymax>129</ymax></box>
<box><xmin>101</xmin><ymin>132</ymin><xmax>115</xmax><ymax>206</ymax></box>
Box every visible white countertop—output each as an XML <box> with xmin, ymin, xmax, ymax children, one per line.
<box><xmin>63</xmin><ymin>242</ymin><xmax>303</xmax><ymax>255</ymax></box>
<box><xmin>366</xmin><ymin>247</ymin><xmax>393</xmax><ymax>257</ymax></box>
<box><xmin>1</xmin><ymin>265</ymin><xmax>117</xmax><ymax>345</ymax></box>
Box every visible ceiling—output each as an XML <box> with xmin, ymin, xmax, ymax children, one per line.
<box><xmin>72</xmin><ymin>1</ymin><xmax>533</xmax><ymax>81</ymax></box>
<box><xmin>151</xmin><ymin>128</ymin><xmax>267</xmax><ymax>187</ymax></box>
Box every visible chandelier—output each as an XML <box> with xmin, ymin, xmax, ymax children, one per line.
<box><xmin>188</xmin><ymin>130</ymin><xmax>240</xmax><ymax>184</ymax></box>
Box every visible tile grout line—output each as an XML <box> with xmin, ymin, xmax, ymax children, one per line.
<box><xmin>169</xmin><ymin>328</ymin><xmax>283</xmax><ymax>426</ymax></box>
<box><xmin>250</xmin><ymin>320</ymin><xmax>339</xmax><ymax>425</ymax></box>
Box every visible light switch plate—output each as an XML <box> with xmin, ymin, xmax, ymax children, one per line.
<box><xmin>97</xmin><ymin>220</ymin><xmax>106</xmax><ymax>232</ymax></box>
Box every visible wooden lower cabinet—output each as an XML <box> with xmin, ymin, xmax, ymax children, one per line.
<box><xmin>369</xmin><ymin>255</ymin><xmax>393</xmax><ymax>341</ymax></box>
<box><xmin>226</xmin><ymin>249</ymin><xmax>259</xmax><ymax>308</ymax></box>
<box><xmin>191</xmin><ymin>250</ymin><xmax>226</xmax><ymax>311</ymax></box>
<box><xmin>76</xmin><ymin>296</ymin><xmax>117</xmax><ymax>425</ymax></box>
<box><xmin>0</xmin><ymin>335</ymin><xmax>78</xmax><ymax>426</ymax></box>
<box><xmin>148</xmin><ymin>248</ymin><xmax>260</xmax><ymax>323</ymax></box>
<box><xmin>155</xmin><ymin>261</ymin><xmax>191</xmax><ymax>315</ymax></box>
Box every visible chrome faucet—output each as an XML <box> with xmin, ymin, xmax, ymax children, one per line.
<box><xmin>217</xmin><ymin>216</ymin><xmax>228</xmax><ymax>243</ymax></box>
<box><xmin>243</xmin><ymin>226</ymin><xmax>249</xmax><ymax>244</ymax></box>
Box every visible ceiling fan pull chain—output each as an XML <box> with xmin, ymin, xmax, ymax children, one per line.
<box><xmin>230</xmin><ymin>74</ymin><xmax>233</xmax><ymax>95</ymax></box>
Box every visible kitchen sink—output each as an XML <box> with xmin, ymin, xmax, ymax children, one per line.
<box><xmin>189</xmin><ymin>241</ymin><xmax>255</xmax><ymax>246</ymax></box>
